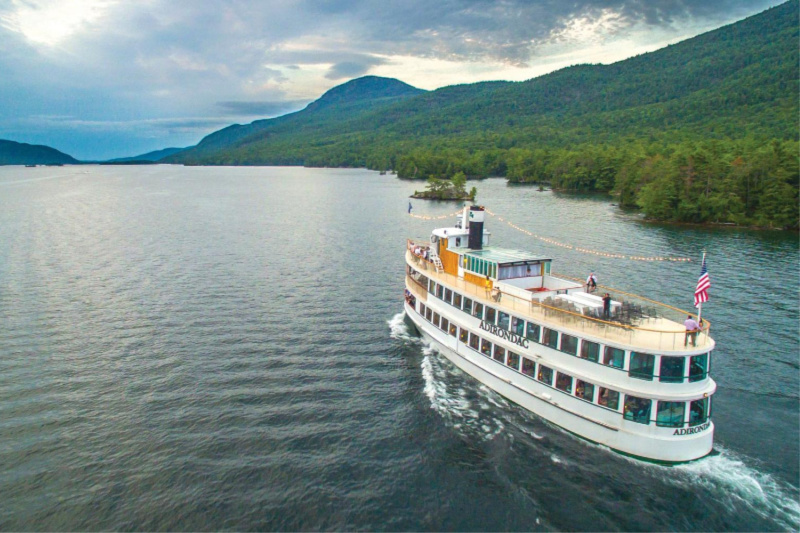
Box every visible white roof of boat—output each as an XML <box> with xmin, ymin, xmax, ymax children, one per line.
<box><xmin>432</xmin><ymin>227</ymin><xmax>469</xmax><ymax>238</ymax></box>
<box><xmin>465</xmin><ymin>247</ymin><xmax>551</xmax><ymax>264</ymax></box>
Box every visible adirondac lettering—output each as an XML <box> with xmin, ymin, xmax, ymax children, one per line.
<box><xmin>672</xmin><ymin>421</ymin><xmax>711</xmax><ymax>436</ymax></box>
<box><xmin>479</xmin><ymin>320</ymin><xmax>529</xmax><ymax>348</ymax></box>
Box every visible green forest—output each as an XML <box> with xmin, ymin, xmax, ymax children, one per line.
<box><xmin>169</xmin><ymin>2</ymin><xmax>799</xmax><ymax>229</ymax></box>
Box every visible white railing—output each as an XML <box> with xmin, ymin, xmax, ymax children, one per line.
<box><xmin>405</xmin><ymin>246</ymin><xmax>711</xmax><ymax>352</ymax></box>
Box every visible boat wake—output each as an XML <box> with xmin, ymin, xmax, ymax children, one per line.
<box><xmin>387</xmin><ymin>312</ymin><xmax>417</xmax><ymax>342</ymax></box>
<box><xmin>664</xmin><ymin>446</ymin><xmax>800</xmax><ymax>531</ymax></box>
<box><xmin>420</xmin><ymin>348</ymin><xmax>507</xmax><ymax>442</ymax></box>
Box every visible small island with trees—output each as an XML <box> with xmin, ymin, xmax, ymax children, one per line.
<box><xmin>411</xmin><ymin>172</ymin><xmax>477</xmax><ymax>201</ymax></box>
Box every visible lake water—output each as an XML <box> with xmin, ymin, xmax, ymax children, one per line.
<box><xmin>0</xmin><ymin>165</ymin><xmax>797</xmax><ymax>531</ymax></box>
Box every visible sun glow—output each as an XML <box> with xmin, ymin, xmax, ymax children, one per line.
<box><xmin>0</xmin><ymin>0</ymin><xmax>116</xmax><ymax>46</ymax></box>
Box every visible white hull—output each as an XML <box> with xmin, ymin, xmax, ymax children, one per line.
<box><xmin>405</xmin><ymin>301</ymin><xmax>714</xmax><ymax>463</ymax></box>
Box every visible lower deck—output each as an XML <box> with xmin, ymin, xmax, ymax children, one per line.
<box><xmin>405</xmin><ymin>300</ymin><xmax>715</xmax><ymax>463</ymax></box>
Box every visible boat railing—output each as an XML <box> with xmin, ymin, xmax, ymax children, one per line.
<box><xmin>405</xmin><ymin>248</ymin><xmax>711</xmax><ymax>352</ymax></box>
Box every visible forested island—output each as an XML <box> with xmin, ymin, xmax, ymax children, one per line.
<box><xmin>166</xmin><ymin>2</ymin><xmax>798</xmax><ymax>229</ymax></box>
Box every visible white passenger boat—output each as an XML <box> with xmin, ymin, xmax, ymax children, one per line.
<box><xmin>403</xmin><ymin>206</ymin><xmax>715</xmax><ymax>463</ymax></box>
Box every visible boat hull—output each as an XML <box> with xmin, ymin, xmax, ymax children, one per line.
<box><xmin>404</xmin><ymin>301</ymin><xmax>715</xmax><ymax>464</ymax></box>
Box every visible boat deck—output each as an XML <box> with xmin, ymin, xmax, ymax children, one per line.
<box><xmin>406</xmin><ymin>251</ymin><xmax>712</xmax><ymax>353</ymax></box>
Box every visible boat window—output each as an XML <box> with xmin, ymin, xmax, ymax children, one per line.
<box><xmin>623</xmin><ymin>395</ymin><xmax>651</xmax><ymax>424</ymax></box>
<box><xmin>425</xmin><ymin>308</ymin><xmax>432</xmax><ymax>321</ymax></box>
<box><xmin>656</xmin><ymin>401</ymin><xmax>686</xmax><ymax>428</ymax></box>
<box><xmin>689</xmin><ymin>398</ymin><xmax>709</xmax><ymax>426</ymax></box>
<box><xmin>449</xmin><ymin>323</ymin><xmax>458</xmax><ymax>337</ymax></box>
<box><xmin>526</xmin><ymin>322</ymin><xmax>541</xmax><ymax>343</ymax></box>
<box><xmin>444</xmin><ymin>288</ymin><xmax>453</xmax><ymax>304</ymax></box>
<box><xmin>432</xmin><ymin>312</ymin><xmax>440</xmax><ymax>327</ymax></box>
<box><xmin>463</xmin><ymin>297</ymin><xmax>473</xmax><ymax>315</ymax></box>
<box><xmin>560</xmin><ymin>334</ymin><xmax>578</xmax><ymax>356</ymax></box>
<box><xmin>506</xmin><ymin>351</ymin><xmax>520</xmax><ymax>370</ymax></box>
<box><xmin>440</xmin><ymin>317</ymin><xmax>449</xmax><ymax>332</ymax></box>
<box><xmin>429</xmin><ymin>280</ymin><xmax>436</xmax><ymax>293</ymax></box>
<box><xmin>575</xmin><ymin>380</ymin><xmax>594</xmax><ymax>402</ymax></box>
<box><xmin>521</xmin><ymin>357</ymin><xmax>536</xmax><ymax>377</ymax></box>
<box><xmin>498</xmin><ymin>311</ymin><xmax>510</xmax><ymax>330</ymax></box>
<box><xmin>459</xmin><ymin>328</ymin><xmax>468</xmax><ymax>343</ymax></box>
<box><xmin>472</xmin><ymin>302</ymin><xmax>484</xmax><ymax>319</ymax></box>
<box><xmin>603</xmin><ymin>347</ymin><xmax>625</xmax><ymax>368</ymax></box>
<box><xmin>420</xmin><ymin>303</ymin><xmax>426</xmax><ymax>317</ymax></box>
<box><xmin>580</xmin><ymin>340</ymin><xmax>600</xmax><ymax>362</ymax></box>
<box><xmin>659</xmin><ymin>356</ymin><xmax>685</xmax><ymax>383</ymax></box>
<box><xmin>629</xmin><ymin>352</ymin><xmax>655</xmax><ymax>381</ymax></box>
<box><xmin>485</xmin><ymin>306</ymin><xmax>497</xmax><ymax>325</ymax></box>
<box><xmin>494</xmin><ymin>345</ymin><xmax>505</xmax><ymax>363</ymax></box>
<box><xmin>542</xmin><ymin>328</ymin><xmax>558</xmax><ymax>349</ymax></box>
<box><xmin>598</xmin><ymin>388</ymin><xmax>619</xmax><ymax>410</ymax></box>
<box><xmin>555</xmin><ymin>372</ymin><xmax>573</xmax><ymax>393</ymax></box>
<box><xmin>511</xmin><ymin>317</ymin><xmax>525</xmax><ymax>336</ymax></box>
<box><xmin>481</xmin><ymin>338</ymin><xmax>492</xmax><ymax>356</ymax></box>
<box><xmin>453</xmin><ymin>293</ymin><xmax>462</xmax><ymax>309</ymax></box>
<box><xmin>436</xmin><ymin>284</ymin><xmax>444</xmax><ymax>299</ymax></box>
<box><xmin>537</xmin><ymin>365</ymin><xmax>554</xmax><ymax>385</ymax></box>
<box><xmin>469</xmin><ymin>333</ymin><xmax>480</xmax><ymax>350</ymax></box>
<box><xmin>689</xmin><ymin>353</ymin><xmax>709</xmax><ymax>382</ymax></box>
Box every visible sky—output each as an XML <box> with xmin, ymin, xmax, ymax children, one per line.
<box><xmin>0</xmin><ymin>0</ymin><xmax>784</xmax><ymax>160</ymax></box>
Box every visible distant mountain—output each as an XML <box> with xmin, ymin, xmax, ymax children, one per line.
<box><xmin>0</xmin><ymin>139</ymin><xmax>79</xmax><ymax>165</ymax></box>
<box><xmin>105</xmin><ymin>147</ymin><xmax>186</xmax><ymax>163</ymax></box>
<box><xmin>168</xmin><ymin>76</ymin><xmax>425</xmax><ymax>163</ymax></box>
<box><xmin>169</xmin><ymin>2</ymin><xmax>797</xmax><ymax>170</ymax></box>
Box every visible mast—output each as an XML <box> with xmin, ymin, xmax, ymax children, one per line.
<box><xmin>697</xmin><ymin>250</ymin><xmax>706</xmax><ymax>324</ymax></box>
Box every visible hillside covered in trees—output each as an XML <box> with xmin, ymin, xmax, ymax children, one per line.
<box><xmin>168</xmin><ymin>2</ymin><xmax>799</xmax><ymax>229</ymax></box>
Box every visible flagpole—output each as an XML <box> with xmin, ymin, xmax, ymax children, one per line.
<box><xmin>696</xmin><ymin>250</ymin><xmax>706</xmax><ymax>325</ymax></box>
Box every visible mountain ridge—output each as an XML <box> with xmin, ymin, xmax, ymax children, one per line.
<box><xmin>0</xmin><ymin>139</ymin><xmax>79</xmax><ymax>165</ymax></box>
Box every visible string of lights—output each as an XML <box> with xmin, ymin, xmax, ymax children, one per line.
<box><xmin>405</xmin><ymin>207</ymin><xmax>690</xmax><ymax>262</ymax></box>
<box><xmin>408</xmin><ymin>209</ymin><xmax>463</xmax><ymax>220</ymax></box>
<box><xmin>483</xmin><ymin>209</ymin><xmax>692</xmax><ymax>262</ymax></box>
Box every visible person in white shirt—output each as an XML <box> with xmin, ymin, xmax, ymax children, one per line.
<box><xmin>684</xmin><ymin>315</ymin><xmax>700</xmax><ymax>346</ymax></box>
<box><xmin>586</xmin><ymin>272</ymin><xmax>597</xmax><ymax>292</ymax></box>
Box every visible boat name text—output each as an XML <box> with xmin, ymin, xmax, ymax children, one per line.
<box><xmin>672</xmin><ymin>421</ymin><xmax>711</xmax><ymax>436</ymax></box>
<box><xmin>480</xmin><ymin>321</ymin><xmax>530</xmax><ymax>348</ymax></box>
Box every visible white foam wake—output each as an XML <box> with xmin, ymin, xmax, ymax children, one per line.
<box><xmin>387</xmin><ymin>312</ymin><xmax>417</xmax><ymax>342</ymax></box>
<box><xmin>420</xmin><ymin>350</ymin><xmax>506</xmax><ymax>442</ymax></box>
<box><xmin>667</xmin><ymin>446</ymin><xmax>800</xmax><ymax>531</ymax></box>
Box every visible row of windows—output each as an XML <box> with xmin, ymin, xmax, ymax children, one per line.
<box><xmin>418</xmin><ymin>302</ymin><xmax>711</xmax><ymax>428</ymax></box>
<box><xmin>424</xmin><ymin>276</ymin><xmax>709</xmax><ymax>383</ymax></box>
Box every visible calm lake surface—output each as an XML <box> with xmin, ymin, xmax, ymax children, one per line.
<box><xmin>0</xmin><ymin>165</ymin><xmax>797</xmax><ymax>531</ymax></box>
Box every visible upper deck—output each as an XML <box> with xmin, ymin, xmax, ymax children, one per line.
<box><xmin>406</xmin><ymin>246</ymin><xmax>713</xmax><ymax>354</ymax></box>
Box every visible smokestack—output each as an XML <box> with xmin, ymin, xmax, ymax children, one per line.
<box><xmin>468</xmin><ymin>206</ymin><xmax>485</xmax><ymax>250</ymax></box>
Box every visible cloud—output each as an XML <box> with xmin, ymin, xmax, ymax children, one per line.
<box><xmin>216</xmin><ymin>100</ymin><xmax>309</xmax><ymax>116</ymax></box>
<box><xmin>0</xmin><ymin>0</ymin><xmax>785</xmax><ymax>158</ymax></box>
<box><xmin>325</xmin><ymin>56</ymin><xmax>388</xmax><ymax>80</ymax></box>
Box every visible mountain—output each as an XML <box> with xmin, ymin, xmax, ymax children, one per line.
<box><xmin>105</xmin><ymin>147</ymin><xmax>186</xmax><ymax>163</ymax></box>
<box><xmin>170</xmin><ymin>76</ymin><xmax>425</xmax><ymax>162</ymax></box>
<box><xmin>169</xmin><ymin>2</ymin><xmax>797</xmax><ymax>170</ymax></box>
<box><xmin>0</xmin><ymin>139</ymin><xmax>79</xmax><ymax>165</ymax></box>
<box><xmin>168</xmin><ymin>2</ymin><xmax>798</xmax><ymax>228</ymax></box>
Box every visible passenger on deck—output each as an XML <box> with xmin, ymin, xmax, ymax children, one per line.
<box><xmin>602</xmin><ymin>293</ymin><xmax>612</xmax><ymax>318</ymax></box>
<box><xmin>684</xmin><ymin>315</ymin><xmax>700</xmax><ymax>346</ymax></box>
<box><xmin>586</xmin><ymin>272</ymin><xmax>597</xmax><ymax>293</ymax></box>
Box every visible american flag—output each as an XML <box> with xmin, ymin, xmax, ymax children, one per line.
<box><xmin>694</xmin><ymin>256</ymin><xmax>710</xmax><ymax>307</ymax></box>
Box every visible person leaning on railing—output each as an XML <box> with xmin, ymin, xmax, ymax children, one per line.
<box><xmin>684</xmin><ymin>314</ymin><xmax>700</xmax><ymax>347</ymax></box>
